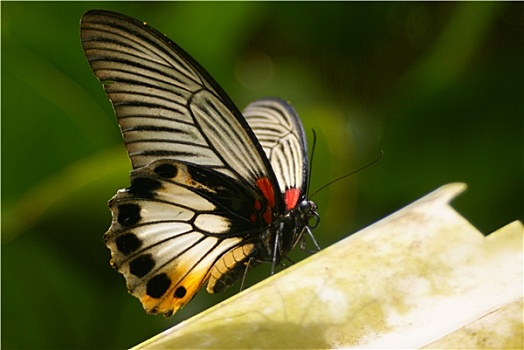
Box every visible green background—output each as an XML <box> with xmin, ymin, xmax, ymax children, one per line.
<box><xmin>2</xmin><ymin>2</ymin><xmax>522</xmax><ymax>349</ymax></box>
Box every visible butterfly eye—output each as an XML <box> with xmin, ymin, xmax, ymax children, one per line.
<box><xmin>298</xmin><ymin>200</ymin><xmax>320</xmax><ymax>228</ymax></box>
<box><xmin>298</xmin><ymin>200</ymin><xmax>312</xmax><ymax>214</ymax></box>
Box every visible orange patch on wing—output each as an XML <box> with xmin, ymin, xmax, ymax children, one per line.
<box><xmin>284</xmin><ymin>188</ymin><xmax>301</xmax><ymax>210</ymax></box>
<box><xmin>136</xmin><ymin>263</ymin><xmax>210</xmax><ymax>317</ymax></box>
<box><xmin>256</xmin><ymin>177</ymin><xmax>275</xmax><ymax>208</ymax></box>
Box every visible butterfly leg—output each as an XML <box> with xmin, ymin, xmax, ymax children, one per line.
<box><xmin>300</xmin><ymin>225</ymin><xmax>321</xmax><ymax>253</ymax></box>
<box><xmin>270</xmin><ymin>223</ymin><xmax>285</xmax><ymax>275</ymax></box>
<box><xmin>239</xmin><ymin>258</ymin><xmax>255</xmax><ymax>292</ymax></box>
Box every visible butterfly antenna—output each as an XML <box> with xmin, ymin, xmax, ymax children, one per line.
<box><xmin>306</xmin><ymin>129</ymin><xmax>318</xmax><ymax>197</ymax></box>
<box><xmin>310</xmin><ymin>150</ymin><xmax>384</xmax><ymax>199</ymax></box>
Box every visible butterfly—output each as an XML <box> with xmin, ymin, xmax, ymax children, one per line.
<box><xmin>80</xmin><ymin>9</ymin><xmax>319</xmax><ymax>317</ymax></box>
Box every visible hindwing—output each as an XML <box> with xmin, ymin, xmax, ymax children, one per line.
<box><xmin>243</xmin><ymin>98</ymin><xmax>309</xmax><ymax>210</ymax></box>
<box><xmin>105</xmin><ymin>159</ymin><xmax>269</xmax><ymax>316</ymax></box>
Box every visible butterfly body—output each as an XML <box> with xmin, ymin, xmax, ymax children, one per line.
<box><xmin>81</xmin><ymin>9</ymin><xmax>318</xmax><ymax>317</ymax></box>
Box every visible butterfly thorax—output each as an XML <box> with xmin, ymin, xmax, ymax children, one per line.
<box><xmin>257</xmin><ymin>197</ymin><xmax>319</xmax><ymax>264</ymax></box>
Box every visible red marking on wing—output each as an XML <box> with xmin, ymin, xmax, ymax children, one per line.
<box><xmin>262</xmin><ymin>206</ymin><xmax>272</xmax><ymax>225</ymax></box>
<box><xmin>256</xmin><ymin>177</ymin><xmax>275</xmax><ymax>225</ymax></box>
<box><xmin>284</xmin><ymin>188</ymin><xmax>301</xmax><ymax>211</ymax></box>
<box><xmin>256</xmin><ymin>177</ymin><xmax>275</xmax><ymax>208</ymax></box>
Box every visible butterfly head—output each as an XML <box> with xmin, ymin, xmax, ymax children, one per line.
<box><xmin>298</xmin><ymin>199</ymin><xmax>320</xmax><ymax>229</ymax></box>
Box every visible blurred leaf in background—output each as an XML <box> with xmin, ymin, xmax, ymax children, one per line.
<box><xmin>2</xmin><ymin>2</ymin><xmax>522</xmax><ymax>349</ymax></box>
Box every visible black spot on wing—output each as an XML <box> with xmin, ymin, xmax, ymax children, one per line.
<box><xmin>129</xmin><ymin>254</ymin><xmax>155</xmax><ymax>278</ymax></box>
<box><xmin>115</xmin><ymin>232</ymin><xmax>142</xmax><ymax>255</ymax></box>
<box><xmin>127</xmin><ymin>177</ymin><xmax>162</xmax><ymax>198</ymax></box>
<box><xmin>146</xmin><ymin>273</ymin><xmax>171</xmax><ymax>298</ymax></box>
<box><xmin>174</xmin><ymin>286</ymin><xmax>187</xmax><ymax>298</ymax></box>
<box><xmin>117</xmin><ymin>203</ymin><xmax>141</xmax><ymax>226</ymax></box>
<box><xmin>154</xmin><ymin>163</ymin><xmax>178</xmax><ymax>178</ymax></box>
<box><xmin>162</xmin><ymin>309</ymin><xmax>174</xmax><ymax>318</ymax></box>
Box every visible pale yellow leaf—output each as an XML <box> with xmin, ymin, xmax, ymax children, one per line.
<box><xmin>132</xmin><ymin>183</ymin><xmax>523</xmax><ymax>349</ymax></box>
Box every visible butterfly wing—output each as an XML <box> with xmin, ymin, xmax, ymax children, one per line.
<box><xmin>243</xmin><ymin>98</ymin><xmax>309</xmax><ymax>211</ymax></box>
<box><xmin>80</xmin><ymin>10</ymin><xmax>282</xmax><ymax>207</ymax></box>
<box><xmin>105</xmin><ymin>159</ymin><xmax>267</xmax><ymax>316</ymax></box>
<box><xmin>81</xmin><ymin>10</ymin><xmax>286</xmax><ymax>316</ymax></box>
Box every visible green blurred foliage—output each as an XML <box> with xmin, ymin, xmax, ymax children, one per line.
<box><xmin>2</xmin><ymin>2</ymin><xmax>522</xmax><ymax>349</ymax></box>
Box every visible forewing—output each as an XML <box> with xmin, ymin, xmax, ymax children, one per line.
<box><xmin>80</xmin><ymin>10</ymin><xmax>278</xmax><ymax>202</ymax></box>
<box><xmin>104</xmin><ymin>159</ymin><xmax>264</xmax><ymax>316</ymax></box>
<box><xmin>243</xmin><ymin>98</ymin><xmax>309</xmax><ymax>210</ymax></box>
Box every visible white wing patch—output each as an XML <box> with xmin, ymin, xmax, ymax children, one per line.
<box><xmin>243</xmin><ymin>98</ymin><xmax>309</xmax><ymax>196</ymax></box>
<box><xmin>81</xmin><ymin>10</ymin><xmax>274</xmax><ymax>195</ymax></box>
<box><xmin>103</xmin><ymin>159</ymin><xmax>262</xmax><ymax>316</ymax></box>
